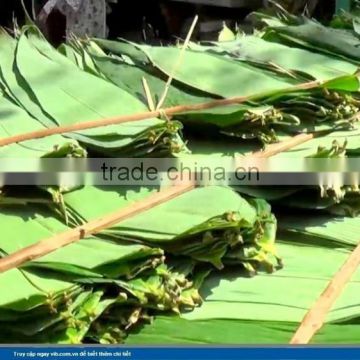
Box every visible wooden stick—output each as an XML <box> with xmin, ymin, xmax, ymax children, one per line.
<box><xmin>290</xmin><ymin>241</ymin><xmax>360</xmax><ymax>344</ymax></box>
<box><xmin>0</xmin><ymin>183</ymin><xmax>195</xmax><ymax>273</ymax></box>
<box><xmin>142</xmin><ymin>77</ymin><xmax>155</xmax><ymax>112</ymax></box>
<box><xmin>0</xmin><ymin>80</ymin><xmax>321</xmax><ymax>148</ymax></box>
<box><xmin>156</xmin><ymin>15</ymin><xmax>199</xmax><ymax>110</ymax></box>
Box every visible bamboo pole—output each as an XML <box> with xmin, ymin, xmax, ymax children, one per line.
<box><xmin>290</xmin><ymin>242</ymin><xmax>360</xmax><ymax>344</ymax></box>
<box><xmin>0</xmin><ymin>183</ymin><xmax>194</xmax><ymax>273</ymax></box>
<box><xmin>0</xmin><ymin>80</ymin><xmax>321</xmax><ymax>148</ymax></box>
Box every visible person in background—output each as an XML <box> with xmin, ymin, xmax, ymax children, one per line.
<box><xmin>37</xmin><ymin>0</ymin><xmax>116</xmax><ymax>41</ymax></box>
<box><xmin>36</xmin><ymin>0</ymin><xmax>170</xmax><ymax>45</ymax></box>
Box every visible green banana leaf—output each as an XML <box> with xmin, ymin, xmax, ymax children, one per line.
<box><xmin>126</xmin><ymin>317</ymin><xmax>297</xmax><ymax>344</ymax></box>
<box><xmin>126</xmin><ymin>228</ymin><xmax>360</xmax><ymax>344</ymax></box>
<box><xmin>278</xmin><ymin>213</ymin><xmax>360</xmax><ymax>247</ymax></box>
<box><xmin>93</xmin><ymin>39</ymin><xmax>298</xmax><ymax>98</ymax></box>
<box><xmin>262</xmin><ymin>15</ymin><xmax>360</xmax><ymax>64</ymax></box>
<box><xmin>0</xmin><ymin>202</ymin><xmax>200</xmax><ymax>343</ymax></box>
<box><xmin>0</xmin><ymin>28</ymin><xmax>186</xmax><ymax>158</ymax></box>
<box><xmin>126</xmin><ymin>317</ymin><xmax>360</xmax><ymax>345</ymax></box>
<box><xmin>0</xmin><ymin>94</ymin><xmax>85</xmax><ymax>158</ymax></box>
<box><xmin>200</xmin><ymin>36</ymin><xmax>358</xmax><ymax>84</ymax></box>
<box><xmin>79</xmin><ymin>38</ymin><xmax>360</xmax><ymax>144</ymax></box>
<box><xmin>79</xmin><ymin>48</ymin><xmax>285</xmax><ymax>143</ymax></box>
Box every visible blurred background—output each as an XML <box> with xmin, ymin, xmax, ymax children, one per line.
<box><xmin>0</xmin><ymin>0</ymin><xmax>347</xmax><ymax>45</ymax></box>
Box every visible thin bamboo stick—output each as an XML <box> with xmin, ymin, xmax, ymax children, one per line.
<box><xmin>251</xmin><ymin>134</ymin><xmax>315</xmax><ymax>158</ymax></box>
<box><xmin>156</xmin><ymin>15</ymin><xmax>199</xmax><ymax>110</ymax></box>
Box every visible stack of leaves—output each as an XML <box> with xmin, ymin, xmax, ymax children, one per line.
<box><xmin>2</xmin><ymin>11</ymin><xmax>360</xmax><ymax>346</ymax></box>
<box><xmin>48</xmin><ymin>186</ymin><xmax>281</xmax><ymax>273</ymax></box>
<box><xmin>256</xmin><ymin>10</ymin><xmax>360</xmax><ymax>65</ymax></box>
<box><xmin>194</xmin><ymin>35</ymin><xmax>360</xmax><ymax>137</ymax></box>
<box><xmin>236</xmin><ymin>185</ymin><xmax>360</xmax><ymax>218</ymax></box>
<box><xmin>0</xmin><ymin>185</ymin><xmax>281</xmax><ymax>343</ymax></box>
<box><xmin>56</xmin><ymin>34</ymin><xmax>360</xmax><ymax>145</ymax></box>
<box><xmin>0</xmin><ymin>93</ymin><xmax>86</xmax><ymax>159</ymax></box>
<box><xmin>125</xmin><ymin>219</ymin><xmax>360</xmax><ymax>345</ymax></box>
<box><xmin>0</xmin><ymin>27</ymin><xmax>186</xmax><ymax>158</ymax></box>
<box><xmin>234</xmin><ymin>140</ymin><xmax>360</xmax><ymax>217</ymax></box>
<box><xmin>0</xmin><ymin>203</ymin><xmax>202</xmax><ymax>344</ymax></box>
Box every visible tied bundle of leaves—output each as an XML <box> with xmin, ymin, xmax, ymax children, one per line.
<box><xmin>186</xmin><ymin>38</ymin><xmax>360</xmax><ymax>140</ymax></box>
<box><xmin>235</xmin><ymin>140</ymin><xmax>360</xmax><ymax>218</ymax></box>
<box><xmin>61</xmin><ymin>35</ymin><xmax>360</xmax><ymax>145</ymax></box>
<box><xmin>0</xmin><ymin>185</ymin><xmax>281</xmax><ymax>344</ymax></box>
<box><xmin>125</xmin><ymin>227</ymin><xmax>360</xmax><ymax>345</ymax></box>
<box><xmin>0</xmin><ymin>204</ymin><xmax>202</xmax><ymax>344</ymax></box>
<box><xmin>45</xmin><ymin>186</ymin><xmax>281</xmax><ymax>274</ymax></box>
<box><xmin>0</xmin><ymin>27</ymin><xmax>187</xmax><ymax>158</ymax></box>
<box><xmin>237</xmin><ymin>185</ymin><xmax>360</xmax><ymax>218</ymax></box>
<box><xmin>257</xmin><ymin>10</ymin><xmax>360</xmax><ymax>65</ymax></box>
<box><xmin>0</xmin><ymin>267</ymin><xmax>199</xmax><ymax>344</ymax></box>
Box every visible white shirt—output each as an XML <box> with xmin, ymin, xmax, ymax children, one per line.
<box><xmin>39</xmin><ymin>0</ymin><xmax>116</xmax><ymax>38</ymax></box>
